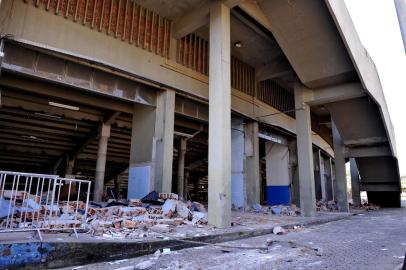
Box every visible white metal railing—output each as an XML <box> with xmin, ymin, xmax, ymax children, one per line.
<box><xmin>0</xmin><ymin>171</ymin><xmax>91</xmax><ymax>240</ymax></box>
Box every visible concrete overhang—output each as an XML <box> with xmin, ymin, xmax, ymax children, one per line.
<box><xmin>240</xmin><ymin>0</ymin><xmax>397</xmax><ymax>158</ymax></box>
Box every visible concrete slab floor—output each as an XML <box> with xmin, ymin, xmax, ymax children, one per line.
<box><xmin>56</xmin><ymin>208</ymin><xmax>406</xmax><ymax>270</ymax></box>
<box><xmin>0</xmin><ymin>210</ymin><xmax>352</xmax><ymax>244</ymax></box>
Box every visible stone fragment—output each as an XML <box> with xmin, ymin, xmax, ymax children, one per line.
<box><xmin>273</xmin><ymin>226</ymin><xmax>286</xmax><ymax>235</ymax></box>
<box><xmin>162</xmin><ymin>199</ymin><xmax>177</xmax><ymax>218</ymax></box>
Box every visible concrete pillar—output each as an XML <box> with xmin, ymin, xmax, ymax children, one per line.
<box><xmin>294</xmin><ymin>81</ymin><xmax>316</xmax><ymax>217</ymax></box>
<box><xmin>288</xmin><ymin>140</ymin><xmax>300</xmax><ymax>206</ymax></box>
<box><xmin>208</xmin><ymin>2</ymin><xmax>231</xmax><ymax>228</ymax></box>
<box><xmin>65</xmin><ymin>159</ymin><xmax>75</xmax><ymax>177</ymax></box>
<box><xmin>329</xmin><ymin>157</ymin><xmax>335</xmax><ymax>201</ymax></box>
<box><xmin>324</xmin><ymin>157</ymin><xmax>334</xmax><ymax>201</ymax></box>
<box><xmin>318</xmin><ymin>150</ymin><xmax>327</xmax><ymax>202</ymax></box>
<box><xmin>265</xmin><ymin>142</ymin><xmax>291</xmax><ymax>205</ymax></box>
<box><xmin>350</xmin><ymin>158</ymin><xmax>361</xmax><ymax>206</ymax></box>
<box><xmin>177</xmin><ymin>138</ymin><xmax>187</xmax><ymax>198</ymax></box>
<box><xmin>128</xmin><ymin>104</ymin><xmax>156</xmax><ymax>199</ymax></box>
<box><xmin>155</xmin><ymin>90</ymin><xmax>175</xmax><ymax>194</ymax></box>
<box><xmin>94</xmin><ymin>123</ymin><xmax>111</xmax><ymax>202</ymax></box>
<box><xmin>231</xmin><ymin>117</ymin><xmax>245</xmax><ymax>208</ymax></box>
<box><xmin>332</xmin><ymin>120</ymin><xmax>349</xmax><ymax>212</ymax></box>
<box><xmin>128</xmin><ymin>90</ymin><xmax>175</xmax><ymax>199</ymax></box>
<box><xmin>244</xmin><ymin>121</ymin><xmax>260</xmax><ymax>207</ymax></box>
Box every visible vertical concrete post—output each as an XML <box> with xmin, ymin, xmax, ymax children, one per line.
<box><xmin>332</xmin><ymin>120</ymin><xmax>349</xmax><ymax>212</ymax></box>
<box><xmin>155</xmin><ymin>90</ymin><xmax>175</xmax><ymax>193</ymax></box>
<box><xmin>244</xmin><ymin>121</ymin><xmax>260</xmax><ymax>207</ymax></box>
<box><xmin>208</xmin><ymin>2</ymin><xmax>231</xmax><ymax>228</ymax></box>
<box><xmin>329</xmin><ymin>157</ymin><xmax>335</xmax><ymax>201</ymax></box>
<box><xmin>65</xmin><ymin>159</ymin><xmax>75</xmax><ymax>177</ymax></box>
<box><xmin>289</xmin><ymin>140</ymin><xmax>300</xmax><ymax>206</ymax></box>
<box><xmin>94</xmin><ymin>123</ymin><xmax>111</xmax><ymax>201</ymax></box>
<box><xmin>318</xmin><ymin>150</ymin><xmax>327</xmax><ymax>202</ymax></box>
<box><xmin>231</xmin><ymin>117</ymin><xmax>245</xmax><ymax>208</ymax></box>
<box><xmin>350</xmin><ymin>158</ymin><xmax>361</xmax><ymax>206</ymax></box>
<box><xmin>294</xmin><ymin>81</ymin><xmax>316</xmax><ymax>217</ymax></box>
<box><xmin>128</xmin><ymin>104</ymin><xmax>157</xmax><ymax>199</ymax></box>
<box><xmin>177</xmin><ymin>138</ymin><xmax>187</xmax><ymax>198</ymax></box>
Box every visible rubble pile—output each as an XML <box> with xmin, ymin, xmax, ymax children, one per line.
<box><xmin>316</xmin><ymin>200</ymin><xmax>339</xmax><ymax>212</ymax></box>
<box><xmin>86</xmin><ymin>192</ymin><xmax>209</xmax><ymax>237</ymax></box>
<box><xmin>0</xmin><ymin>191</ymin><xmax>208</xmax><ymax>237</ymax></box>
<box><xmin>358</xmin><ymin>202</ymin><xmax>380</xmax><ymax>211</ymax></box>
<box><xmin>250</xmin><ymin>203</ymin><xmax>301</xmax><ymax>216</ymax></box>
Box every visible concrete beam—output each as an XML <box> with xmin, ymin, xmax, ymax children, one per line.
<box><xmin>294</xmin><ymin>81</ymin><xmax>316</xmax><ymax>217</ymax></box>
<box><xmin>302</xmin><ymin>83</ymin><xmax>365</xmax><ymax>106</ymax></box>
<box><xmin>208</xmin><ymin>3</ymin><xmax>232</xmax><ymax>228</ymax></box>
<box><xmin>238</xmin><ymin>1</ymin><xmax>272</xmax><ymax>33</ymax></box>
<box><xmin>344</xmin><ymin>145</ymin><xmax>392</xmax><ymax>158</ymax></box>
<box><xmin>173</xmin><ymin>0</ymin><xmax>243</xmax><ymax>39</ymax></box>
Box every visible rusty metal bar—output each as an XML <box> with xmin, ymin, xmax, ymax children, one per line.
<box><xmin>74</xmin><ymin>0</ymin><xmax>80</xmax><ymax>21</ymax></box>
<box><xmin>99</xmin><ymin>0</ymin><xmax>105</xmax><ymax>31</ymax></box>
<box><xmin>162</xmin><ymin>19</ymin><xmax>168</xmax><ymax>57</ymax></box>
<box><xmin>193</xmin><ymin>34</ymin><xmax>198</xmax><ymax>70</ymax></box>
<box><xmin>91</xmin><ymin>0</ymin><xmax>97</xmax><ymax>28</ymax></box>
<box><xmin>136</xmin><ymin>6</ymin><xmax>142</xmax><ymax>46</ymax></box>
<box><xmin>115</xmin><ymin>0</ymin><xmax>121</xmax><ymax>38</ymax></box>
<box><xmin>129</xmin><ymin>1</ymin><xmax>135</xmax><ymax>43</ymax></box>
<box><xmin>202</xmin><ymin>41</ymin><xmax>206</xmax><ymax>75</ymax></box>
<box><xmin>122</xmin><ymin>0</ymin><xmax>128</xmax><ymax>41</ymax></box>
<box><xmin>65</xmin><ymin>0</ymin><xmax>70</xmax><ymax>18</ymax></box>
<box><xmin>167</xmin><ymin>21</ymin><xmax>172</xmax><ymax>59</ymax></box>
<box><xmin>83</xmin><ymin>0</ymin><xmax>89</xmax><ymax>25</ymax></box>
<box><xmin>107</xmin><ymin>0</ymin><xmax>114</xmax><ymax>35</ymax></box>
<box><xmin>56</xmin><ymin>0</ymin><xmax>61</xmax><ymax>14</ymax></box>
<box><xmin>143</xmin><ymin>9</ymin><xmax>149</xmax><ymax>49</ymax></box>
<box><xmin>182</xmin><ymin>37</ymin><xmax>187</xmax><ymax>66</ymax></box>
<box><xmin>149</xmin><ymin>12</ymin><xmax>155</xmax><ymax>51</ymax></box>
<box><xmin>156</xmin><ymin>15</ymin><xmax>161</xmax><ymax>55</ymax></box>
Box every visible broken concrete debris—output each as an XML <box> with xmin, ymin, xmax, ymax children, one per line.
<box><xmin>250</xmin><ymin>204</ymin><xmax>300</xmax><ymax>216</ymax></box>
<box><xmin>0</xmin><ymin>190</ymin><xmax>208</xmax><ymax>237</ymax></box>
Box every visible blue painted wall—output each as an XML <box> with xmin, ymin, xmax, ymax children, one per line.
<box><xmin>0</xmin><ymin>242</ymin><xmax>54</xmax><ymax>269</ymax></box>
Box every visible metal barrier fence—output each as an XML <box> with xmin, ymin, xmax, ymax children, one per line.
<box><xmin>0</xmin><ymin>171</ymin><xmax>91</xmax><ymax>240</ymax></box>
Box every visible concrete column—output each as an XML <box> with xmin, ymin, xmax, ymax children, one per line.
<box><xmin>208</xmin><ymin>2</ymin><xmax>231</xmax><ymax>228</ymax></box>
<box><xmin>350</xmin><ymin>158</ymin><xmax>361</xmax><ymax>206</ymax></box>
<box><xmin>244</xmin><ymin>121</ymin><xmax>260</xmax><ymax>207</ymax></box>
<box><xmin>128</xmin><ymin>89</ymin><xmax>175</xmax><ymax>199</ymax></box>
<box><xmin>288</xmin><ymin>140</ymin><xmax>300</xmax><ymax>206</ymax></box>
<box><xmin>94</xmin><ymin>123</ymin><xmax>111</xmax><ymax>201</ymax></box>
<box><xmin>128</xmin><ymin>104</ymin><xmax>157</xmax><ymax>199</ymax></box>
<box><xmin>318</xmin><ymin>150</ymin><xmax>327</xmax><ymax>202</ymax></box>
<box><xmin>265</xmin><ymin>142</ymin><xmax>291</xmax><ymax>205</ymax></box>
<box><xmin>177</xmin><ymin>138</ymin><xmax>187</xmax><ymax>198</ymax></box>
<box><xmin>324</xmin><ymin>157</ymin><xmax>334</xmax><ymax>201</ymax></box>
<box><xmin>294</xmin><ymin>81</ymin><xmax>316</xmax><ymax>217</ymax></box>
<box><xmin>155</xmin><ymin>90</ymin><xmax>175</xmax><ymax>194</ymax></box>
<box><xmin>329</xmin><ymin>157</ymin><xmax>335</xmax><ymax>201</ymax></box>
<box><xmin>332</xmin><ymin>120</ymin><xmax>349</xmax><ymax>212</ymax></box>
<box><xmin>231</xmin><ymin>117</ymin><xmax>245</xmax><ymax>208</ymax></box>
<box><xmin>65</xmin><ymin>159</ymin><xmax>75</xmax><ymax>177</ymax></box>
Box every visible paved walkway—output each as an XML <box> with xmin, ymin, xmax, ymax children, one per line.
<box><xmin>59</xmin><ymin>208</ymin><xmax>406</xmax><ymax>270</ymax></box>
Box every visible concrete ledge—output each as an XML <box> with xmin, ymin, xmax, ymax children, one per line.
<box><xmin>0</xmin><ymin>213</ymin><xmax>353</xmax><ymax>269</ymax></box>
